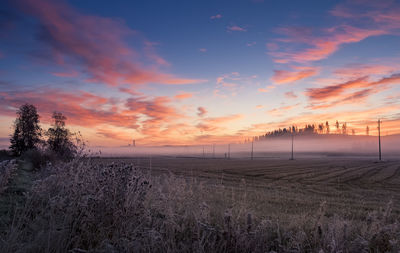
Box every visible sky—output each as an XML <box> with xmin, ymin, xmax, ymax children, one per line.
<box><xmin>0</xmin><ymin>0</ymin><xmax>400</xmax><ymax>147</ymax></box>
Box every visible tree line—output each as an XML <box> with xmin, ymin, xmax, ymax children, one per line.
<box><xmin>252</xmin><ymin>121</ymin><xmax>371</xmax><ymax>140</ymax></box>
<box><xmin>9</xmin><ymin>104</ymin><xmax>79</xmax><ymax>161</ymax></box>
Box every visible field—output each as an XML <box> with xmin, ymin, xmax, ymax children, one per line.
<box><xmin>1</xmin><ymin>154</ymin><xmax>400</xmax><ymax>252</ymax></box>
<box><xmin>101</xmin><ymin>156</ymin><xmax>400</xmax><ymax>220</ymax></box>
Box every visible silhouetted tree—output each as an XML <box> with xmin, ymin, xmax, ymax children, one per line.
<box><xmin>318</xmin><ymin>123</ymin><xmax>324</xmax><ymax>134</ymax></box>
<box><xmin>325</xmin><ymin>121</ymin><xmax>330</xmax><ymax>134</ymax></box>
<box><xmin>46</xmin><ymin>112</ymin><xmax>76</xmax><ymax>159</ymax></box>
<box><xmin>336</xmin><ymin>120</ymin><xmax>340</xmax><ymax>133</ymax></box>
<box><xmin>366</xmin><ymin>126</ymin><xmax>369</xmax><ymax>136</ymax></box>
<box><xmin>352</xmin><ymin>129</ymin><xmax>355</xmax><ymax>135</ymax></box>
<box><xmin>342</xmin><ymin>122</ymin><xmax>347</xmax><ymax>135</ymax></box>
<box><xmin>10</xmin><ymin>104</ymin><xmax>42</xmax><ymax>156</ymax></box>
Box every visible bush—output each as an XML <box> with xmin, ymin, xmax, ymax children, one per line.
<box><xmin>20</xmin><ymin>149</ymin><xmax>54</xmax><ymax>170</ymax></box>
<box><xmin>0</xmin><ymin>149</ymin><xmax>12</xmax><ymax>162</ymax></box>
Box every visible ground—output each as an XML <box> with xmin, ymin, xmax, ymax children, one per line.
<box><xmin>97</xmin><ymin>155</ymin><xmax>400</xmax><ymax>221</ymax></box>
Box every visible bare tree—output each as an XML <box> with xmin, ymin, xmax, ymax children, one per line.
<box><xmin>318</xmin><ymin>123</ymin><xmax>324</xmax><ymax>134</ymax></box>
<box><xmin>336</xmin><ymin>120</ymin><xmax>340</xmax><ymax>133</ymax></box>
<box><xmin>46</xmin><ymin>112</ymin><xmax>77</xmax><ymax>159</ymax></box>
<box><xmin>366</xmin><ymin>126</ymin><xmax>369</xmax><ymax>136</ymax></box>
<box><xmin>342</xmin><ymin>122</ymin><xmax>347</xmax><ymax>135</ymax></box>
<box><xmin>325</xmin><ymin>121</ymin><xmax>330</xmax><ymax>134</ymax></box>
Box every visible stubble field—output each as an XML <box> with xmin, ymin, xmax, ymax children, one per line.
<box><xmin>2</xmin><ymin>154</ymin><xmax>400</xmax><ymax>252</ymax></box>
<box><xmin>100</xmin><ymin>156</ymin><xmax>400</xmax><ymax>221</ymax></box>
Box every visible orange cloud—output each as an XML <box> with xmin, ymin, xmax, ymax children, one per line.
<box><xmin>271</xmin><ymin>66</ymin><xmax>318</xmax><ymax>84</ymax></box>
<box><xmin>306</xmin><ymin>73</ymin><xmax>400</xmax><ymax>106</ymax></box>
<box><xmin>197</xmin><ymin>114</ymin><xmax>243</xmax><ymax>132</ymax></box>
<box><xmin>308</xmin><ymin>89</ymin><xmax>374</xmax><ymax>110</ymax></box>
<box><xmin>258</xmin><ymin>85</ymin><xmax>275</xmax><ymax>93</ymax></box>
<box><xmin>267</xmin><ymin>103</ymin><xmax>301</xmax><ymax>116</ymax></box>
<box><xmin>96</xmin><ymin>128</ymin><xmax>134</xmax><ymax>142</ymax></box>
<box><xmin>306</xmin><ymin>76</ymin><xmax>370</xmax><ymax>101</ymax></box>
<box><xmin>174</xmin><ymin>92</ymin><xmax>193</xmax><ymax>100</ymax></box>
<box><xmin>0</xmin><ymin>85</ymin><xmax>194</xmax><ymax>144</ymax></box>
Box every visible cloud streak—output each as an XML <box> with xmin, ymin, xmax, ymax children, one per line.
<box><xmin>227</xmin><ymin>25</ymin><xmax>247</xmax><ymax>32</ymax></box>
<box><xmin>269</xmin><ymin>25</ymin><xmax>385</xmax><ymax>64</ymax></box>
<box><xmin>272</xmin><ymin>67</ymin><xmax>318</xmax><ymax>84</ymax></box>
<box><xmin>210</xmin><ymin>14</ymin><xmax>222</xmax><ymax>20</ymax></box>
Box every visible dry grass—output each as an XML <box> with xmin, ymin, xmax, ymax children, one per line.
<box><xmin>0</xmin><ymin>159</ymin><xmax>18</xmax><ymax>194</ymax></box>
<box><xmin>1</xmin><ymin>157</ymin><xmax>400</xmax><ymax>252</ymax></box>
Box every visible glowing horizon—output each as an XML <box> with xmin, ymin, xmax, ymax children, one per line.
<box><xmin>1</xmin><ymin>0</ymin><xmax>400</xmax><ymax>147</ymax></box>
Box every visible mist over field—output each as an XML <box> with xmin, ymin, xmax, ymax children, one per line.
<box><xmin>96</xmin><ymin>134</ymin><xmax>400</xmax><ymax>159</ymax></box>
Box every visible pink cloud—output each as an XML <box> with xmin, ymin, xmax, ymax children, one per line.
<box><xmin>258</xmin><ymin>85</ymin><xmax>275</xmax><ymax>93</ymax></box>
<box><xmin>333</xmin><ymin>63</ymin><xmax>398</xmax><ymax>79</ymax></box>
<box><xmin>214</xmin><ymin>72</ymin><xmax>242</xmax><ymax>97</ymax></box>
<box><xmin>306</xmin><ymin>76</ymin><xmax>370</xmax><ymax>101</ymax></box>
<box><xmin>305</xmin><ymin>73</ymin><xmax>400</xmax><ymax>109</ymax></box>
<box><xmin>197</xmin><ymin>107</ymin><xmax>207</xmax><ymax>117</ymax></box>
<box><xmin>269</xmin><ymin>25</ymin><xmax>386</xmax><ymax>63</ymax></box>
<box><xmin>227</xmin><ymin>25</ymin><xmax>247</xmax><ymax>32</ymax></box>
<box><xmin>210</xmin><ymin>14</ymin><xmax>222</xmax><ymax>20</ymax></box>
<box><xmin>18</xmin><ymin>0</ymin><xmax>204</xmax><ymax>86</ymax></box>
<box><xmin>199</xmin><ymin>48</ymin><xmax>207</xmax><ymax>52</ymax></box>
<box><xmin>52</xmin><ymin>71</ymin><xmax>79</xmax><ymax>78</ymax></box>
<box><xmin>308</xmin><ymin>89</ymin><xmax>375</xmax><ymax>110</ymax></box>
<box><xmin>285</xmin><ymin>91</ymin><xmax>298</xmax><ymax>99</ymax></box>
<box><xmin>307</xmin><ymin>73</ymin><xmax>400</xmax><ymax>102</ymax></box>
<box><xmin>267</xmin><ymin>103</ymin><xmax>301</xmax><ymax>116</ymax></box>
<box><xmin>331</xmin><ymin>1</ymin><xmax>400</xmax><ymax>30</ymax></box>
<box><xmin>269</xmin><ymin>1</ymin><xmax>400</xmax><ymax>65</ymax></box>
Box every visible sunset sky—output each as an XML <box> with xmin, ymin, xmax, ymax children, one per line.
<box><xmin>1</xmin><ymin>0</ymin><xmax>400</xmax><ymax>147</ymax></box>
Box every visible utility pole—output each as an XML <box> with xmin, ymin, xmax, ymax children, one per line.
<box><xmin>290</xmin><ymin>132</ymin><xmax>294</xmax><ymax>160</ymax></box>
<box><xmin>228</xmin><ymin>144</ymin><xmax>231</xmax><ymax>159</ymax></box>
<box><xmin>213</xmin><ymin>144</ymin><xmax>215</xmax><ymax>158</ymax></box>
<box><xmin>251</xmin><ymin>139</ymin><xmax>254</xmax><ymax>160</ymax></box>
<box><xmin>378</xmin><ymin>119</ymin><xmax>382</xmax><ymax>161</ymax></box>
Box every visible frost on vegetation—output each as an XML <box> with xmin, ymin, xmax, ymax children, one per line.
<box><xmin>0</xmin><ymin>158</ymin><xmax>400</xmax><ymax>252</ymax></box>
